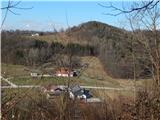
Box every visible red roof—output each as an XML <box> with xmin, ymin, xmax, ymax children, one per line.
<box><xmin>56</xmin><ymin>68</ymin><xmax>72</xmax><ymax>74</ymax></box>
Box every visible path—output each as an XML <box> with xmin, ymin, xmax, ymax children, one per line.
<box><xmin>1</xmin><ymin>76</ymin><xmax>17</xmax><ymax>87</ymax></box>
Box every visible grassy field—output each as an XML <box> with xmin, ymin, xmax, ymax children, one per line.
<box><xmin>80</xmin><ymin>56</ymin><xmax>151</xmax><ymax>88</ymax></box>
<box><xmin>1</xmin><ymin>80</ymin><xmax>10</xmax><ymax>86</ymax></box>
<box><xmin>91</xmin><ymin>89</ymin><xmax>135</xmax><ymax>100</ymax></box>
<box><xmin>1</xmin><ymin>63</ymin><xmax>30</xmax><ymax>77</ymax></box>
<box><xmin>1</xmin><ymin>56</ymin><xmax>151</xmax><ymax>88</ymax></box>
<box><xmin>9</xmin><ymin>76</ymin><xmax>119</xmax><ymax>87</ymax></box>
<box><xmin>9</xmin><ymin>77</ymin><xmax>78</xmax><ymax>86</ymax></box>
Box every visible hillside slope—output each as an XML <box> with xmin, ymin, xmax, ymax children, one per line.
<box><xmin>2</xmin><ymin>21</ymin><xmax>152</xmax><ymax>79</ymax></box>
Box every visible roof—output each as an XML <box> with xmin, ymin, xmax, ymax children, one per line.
<box><xmin>83</xmin><ymin>89</ymin><xmax>93</xmax><ymax>98</ymax></box>
<box><xmin>43</xmin><ymin>84</ymin><xmax>57</xmax><ymax>91</ymax></box>
<box><xmin>56</xmin><ymin>68</ymin><xmax>71</xmax><ymax>74</ymax></box>
<box><xmin>70</xmin><ymin>85</ymin><xmax>84</xmax><ymax>96</ymax></box>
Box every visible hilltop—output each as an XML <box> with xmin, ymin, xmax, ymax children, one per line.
<box><xmin>1</xmin><ymin>21</ymin><xmax>152</xmax><ymax>79</ymax></box>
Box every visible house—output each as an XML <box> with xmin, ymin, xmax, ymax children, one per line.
<box><xmin>41</xmin><ymin>85</ymin><xmax>65</xmax><ymax>98</ymax></box>
<box><xmin>55</xmin><ymin>68</ymin><xmax>78</xmax><ymax>77</ymax></box>
<box><xmin>30</xmin><ymin>70</ymin><xmax>42</xmax><ymax>77</ymax></box>
<box><xmin>30</xmin><ymin>72</ymin><xmax>38</xmax><ymax>77</ymax></box>
<box><xmin>69</xmin><ymin>85</ymin><xmax>92</xmax><ymax>100</ymax></box>
<box><xmin>30</xmin><ymin>69</ymin><xmax>54</xmax><ymax>78</ymax></box>
<box><xmin>69</xmin><ymin>85</ymin><xmax>102</xmax><ymax>103</ymax></box>
<box><xmin>41</xmin><ymin>84</ymin><xmax>101</xmax><ymax>103</ymax></box>
<box><xmin>31</xmin><ymin>33</ymin><xmax>39</xmax><ymax>37</ymax></box>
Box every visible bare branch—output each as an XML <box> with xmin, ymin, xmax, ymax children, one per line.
<box><xmin>98</xmin><ymin>0</ymin><xmax>160</xmax><ymax>16</ymax></box>
<box><xmin>1</xmin><ymin>0</ymin><xmax>33</xmax><ymax>28</ymax></box>
<box><xmin>8</xmin><ymin>9</ymin><xmax>20</xmax><ymax>15</ymax></box>
<box><xmin>1</xmin><ymin>8</ymin><xmax>9</xmax><ymax>28</ymax></box>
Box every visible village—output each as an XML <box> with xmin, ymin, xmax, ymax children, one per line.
<box><xmin>30</xmin><ymin>67</ymin><xmax>79</xmax><ymax>78</ymax></box>
<box><xmin>25</xmin><ymin>67</ymin><xmax>103</xmax><ymax>103</ymax></box>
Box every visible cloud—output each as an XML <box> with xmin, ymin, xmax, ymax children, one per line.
<box><xmin>18</xmin><ymin>20</ymin><xmax>66</xmax><ymax>31</ymax></box>
<box><xmin>25</xmin><ymin>24</ymin><xmax>30</xmax><ymax>28</ymax></box>
<box><xmin>3</xmin><ymin>19</ymin><xmax>67</xmax><ymax>31</ymax></box>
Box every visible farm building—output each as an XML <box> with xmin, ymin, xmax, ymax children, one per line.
<box><xmin>41</xmin><ymin>85</ymin><xmax>65</xmax><ymax>98</ymax></box>
<box><xmin>55</xmin><ymin>68</ymin><xmax>78</xmax><ymax>77</ymax></box>
<box><xmin>30</xmin><ymin>70</ymin><xmax>42</xmax><ymax>77</ymax></box>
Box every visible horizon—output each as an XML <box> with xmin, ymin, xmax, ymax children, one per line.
<box><xmin>1</xmin><ymin>1</ymin><xmax>133</xmax><ymax>31</ymax></box>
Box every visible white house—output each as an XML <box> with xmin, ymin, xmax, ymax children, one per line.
<box><xmin>31</xmin><ymin>33</ymin><xmax>39</xmax><ymax>37</ymax></box>
<box><xmin>30</xmin><ymin>72</ymin><xmax>38</xmax><ymax>77</ymax></box>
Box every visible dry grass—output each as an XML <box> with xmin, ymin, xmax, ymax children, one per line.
<box><xmin>1</xmin><ymin>63</ymin><xmax>30</xmax><ymax>77</ymax></box>
<box><xmin>1</xmin><ymin>56</ymin><xmax>152</xmax><ymax>90</ymax></box>
<box><xmin>81</xmin><ymin>56</ymin><xmax>152</xmax><ymax>89</ymax></box>
<box><xmin>81</xmin><ymin>56</ymin><xmax>121</xmax><ymax>87</ymax></box>
<box><xmin>2</xmin><ymin>87</ymin><xmax>159</xmax><ymax>120</ymax></box>
<box><xmin>25</xmin><ymin>33</ymin><xmax>88</xmax><ymax>45</ymax></box>
<box><xmin>92</xmin><ymin>89</ymin><xmax>134</xmax><ymax>100</ymax></box>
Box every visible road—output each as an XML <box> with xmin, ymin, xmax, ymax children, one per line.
<box><xmin>1</xmin><ymin>76</ymin><xmax>134</xmax><ymax>90</ymax></box>
<box><xmin>1</xmin><ymin>76</ymin><xmax>17</xmax><ymax>87</ymax></box>
<box><xmin>1</xmin><ymin>85</ymin><xmax>40</xmax><ymax>89</ymax></box>
<box><xmin>81</xmin><ymin>85</ymin><xmax>133</xmax><ymax>91</ymax></box>
<box><xmin>1</xmin><ymin>85</ymin><xmax>132</xmax><ymax>90</ymax></box>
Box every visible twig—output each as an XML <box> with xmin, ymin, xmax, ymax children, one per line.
<box><xmin>98</xmin><ymin>0</ymin><xmax>160</xmax><ymax>16</ymax></box>
<box><xmin>1</xmin><ymin>0</ymin><xmax>33</xmax><ymax>28</ymax></box>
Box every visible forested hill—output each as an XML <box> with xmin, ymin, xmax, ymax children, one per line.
<box><xmin>65</xmin><ymin>21</ymin><xmax>127</xmax><ymax>45</ymax></box>
<box><xmin>2</xmin><ymin>21</ymin><xmax>154</xmax><ymax>79</ymax></box>
<box><xmin>65</xmin><ymin>21</ymin><xmax>154</xmax><ymax>79</ymax></box>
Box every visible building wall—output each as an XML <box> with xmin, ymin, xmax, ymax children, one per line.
<box><xmin>56</xmin><ymin>73</ymin><xmax>73</xmax><ymax>77</ymax></box>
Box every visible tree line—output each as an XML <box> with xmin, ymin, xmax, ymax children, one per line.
<box><xmin>1</xmin><ymin>30</ymin><xmax>96</xmax><ymax>66</ymax></box>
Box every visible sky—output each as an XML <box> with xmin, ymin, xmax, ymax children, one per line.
<box><xmin>1</xmin><ymin>1</ymin><xmax>133</xmax><ymax>31</ymax></box>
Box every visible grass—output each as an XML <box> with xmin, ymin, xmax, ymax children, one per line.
<box><xmin>92</xmin><ymin>89</ymin><xmax>135</xmax><ymax>100</ymax></box>
<box><xmin>26</xmin><ymin>34</ymin><xmax>60</xmax><ymax>43</ymax></box>
<box><xmin>1</xmin><ymin>80</ymin><xmax>10</xmax><ymax>86</ymax></box>
<box><xmin>2</xmin><ymin>88</ymin><xmax>41</xmax><ymax>101</ymax></box>
<box><xmin>10</xmin><ymin>77</ymin><xmax>70</xmax><ymax>86</ymax></box>
<box><xmin>9</xmin><ymin>76</ymin><xmax>117</xmax><ymax>87</ymax></box>
<box><xmin>1</xmin><ymin>63</ymin><xmax>30</xmax><ymax>77</ymax></box>
<box><xmin>1</xmin><ymin>56</ymin><xmax>152</xmax><ymax>89</ymax></box>
<box><xmin>81</xmin><ymin>56</ymin><xmax>125</xmax><ymax>87</ymax></box>
<box><xmin>2</xmin><ymin>85</ymin><xmax>158</xmax><ymax>120</ymax></box>
<box><xmin>1</xmin><ymin>88</ymin><xmax>45</xmax><ymax>116</ymax></box>
<box><xmin>1</xmin><ymin>56</ymin><xmax>122</xmax><ymax>87</ymax></box>
<box><xmin>25</xmin><ymin>33</ymin><xmax>89</xmax><ymax>45</ymax></box>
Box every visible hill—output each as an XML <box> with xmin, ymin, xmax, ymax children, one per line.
<box><xmin>64</xmin><ymin>21</ymin><xmax>138</xmax><ymax>78</ymax></box>
<box><xmin>1</xmin><ymin>21</ymin><xmax>153</xmax><ymax>79</ymax></box>
<box><xmin>66</xmin><ymin>21</ymin><xmax>126</xmax><ymax>43</ymax></box>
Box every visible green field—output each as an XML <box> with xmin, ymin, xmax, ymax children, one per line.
<box><xmin>1</xmin><ymin>56</ymin><xmax>151</xmax><ymax>88</ymax></box>
<box><xmin>1</xmin><ymin>63</ymin><xmax>30</xmax><ymax>77</ymax></box>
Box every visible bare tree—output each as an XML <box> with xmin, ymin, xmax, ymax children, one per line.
<box><xmin>127</xmin><ymin>4</ymin><xmax>160</xmax><ymax>88</ymax></box>
<box><xmin>99</xmin><ymin>0</ymin><xmax>160</xmax><ymax>88</ymax></box>
<box><xmin>98</xmin><ymin>0</ymin><xmax>160</xmax><ymax>16</ymax></box>
<box><xmin>1</xmin><ymin>0</ymin><xmax>33</xmax><ymax>28</ymax></box>
<box><xmin>101</xmin><ymin>1</ymin><xmax>160</xmax><ymax>119</ymax></box>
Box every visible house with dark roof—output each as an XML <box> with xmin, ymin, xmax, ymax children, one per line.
<box><xmin>69</xmin><ymin>85</ymin><xmax>92</xmax><ymax>100</ymax></box>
